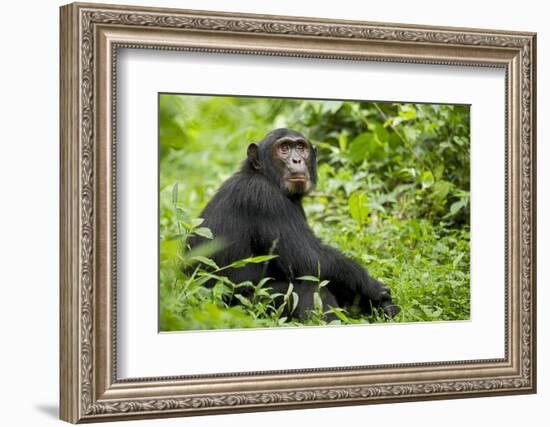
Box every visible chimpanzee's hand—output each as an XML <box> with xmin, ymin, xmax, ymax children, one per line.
<box><xmin>378</xmin><ymin>285</ymin><xmax>400</xmax><ymax>318</ymax></box>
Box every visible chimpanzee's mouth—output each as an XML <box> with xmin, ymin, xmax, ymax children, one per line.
<box><xmin>287</xmin><ymin>175</ymin><xmax>308</xmax><ymax>182</ymax></box>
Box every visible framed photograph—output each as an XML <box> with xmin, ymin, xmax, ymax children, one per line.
<box><xmin>60</xmin><ymin>2</ymin><xmax>536</xmax><ymax>423</ymax></box>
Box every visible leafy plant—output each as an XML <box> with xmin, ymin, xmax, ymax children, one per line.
<box><xmin>159</xmin><ymin>95</ymin><xmax>471</xmax><ymax>331</ymax></box>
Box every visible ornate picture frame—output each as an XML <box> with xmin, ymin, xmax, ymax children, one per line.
<box><xmin>60</xmin><ymin>2</ymin><xmax>536</xmax><ymax>423</ymax></box>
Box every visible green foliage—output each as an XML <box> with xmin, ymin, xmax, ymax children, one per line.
<box><xmin>159</xmin><ymin>95</ymin><xmax>471</xmax><ymax>331</ymax></box>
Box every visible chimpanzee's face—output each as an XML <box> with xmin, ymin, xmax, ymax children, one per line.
<box><xmin>246</xmin><ymin>128</ymin><xmax>317</xmax><ymax>197</ymax></box>
<box><xmin>271</xmin><ymin>136</ymin><xmax>313</xmax><ymax>195</ymax></box>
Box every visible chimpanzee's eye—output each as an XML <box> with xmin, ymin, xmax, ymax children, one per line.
<box><xmin>296</xmin><ymin>142</ymin><xmax>306</xmax><ymax>152</ymax></box>
<box><xmin>280</xmin><ymin>143</ymin><xmax>290</xmax><ymax>154</ymax></box>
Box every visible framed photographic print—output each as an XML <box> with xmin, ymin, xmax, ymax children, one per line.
<box><xmin>60</xmin><ymin>2</ymin><xmax>537</xmax><ymax>423</ymax></box>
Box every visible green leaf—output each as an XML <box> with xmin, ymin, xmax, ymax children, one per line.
<box><xmin>391</xmin><ymin>115</ymin><xmax>408</xmax><ymax>127</ymax></box>
<box><xmin>247</xmin><ymin>255</ymin><xmax>279</xmax><ymax>263</ymax></box>
<box><xmin>403</xmin><ymin>126</ymin><xmax>420</xmax><ymax>142</ymax></box>
<box><xmin>291</xmin><ymin>292</ymin><xmax>299</xmax><ymax>313</ymax></box>
<box><xmin>432</xmin><ymin>180</ymin><xmax>453</xmax><ymax>198</ymax></box>
<box><xmin>160</xmin><ymin>239</ymin><xmax>180</xmax><ymax>261</ymax></box>
<box><xmin>453</xmin><ymin>252</ymin><xmax>465</xmax><ymax>268</ymax></box>
<box><xmin>395</xmin><ymin>167</ymin><xmax>418</xmax><ymax>179</ymax></box>
<box><xmin>171</xmin><ymin>183</ymin><xmax>179</xmax><ymax>204</ymax></box>
<box><xmin>229</xmin><ymin>254</ymin><xmax>278</xmax><ymax>268</ymax></box>
<box><xmin>191</xmin><ymin>218</ymin><xmax>204</xmax><ymax>228</ymax></box>
<box><xmin>234</xmin><ymin>294</ymin><xmax>253</xmax><ymax>308</ymax></box>
<box><xmin>330</xmin><ymin>308</ymin><xmax>349</xmax><ymax>322</ymax></box>
<box><xmin>398</xmin><ymin>104</ymin><xmax>417</xmax><ymax>120</ymax></box>
<box><xmin>285</xmin><ymin>282</ymin><xmax>294</xmax><ymax>302</ymax></box>
<box><xmin>235</xmin><ymin>281</ymin><xmax>254</xmax><ymax>289</ymax></box>
<box><xmin>421</xmin><ymin>171</ymin><xmax>435</xmax><ymax>189</ymax></box>
<box><xmin>338</xmin><ymin>132</ymin><xmax>348</xmax><ymax>152</ymax></box>
<box><xmin>453</xmin><ymin>135</ymin><xmax>467</xmax><ymax>146</ymax></box>
<box><xmin>190</xmin><ymin>256</ymin><xmax>218</xmax><ymax>270</ymax></box>
<box><xmin>321</xmin><ymin>101</ymin><xmax>343</xmax><ymax>114</ymax></box>
<box><xmin>348</xmin><ymin>132</ymin><xmax>375</xmax><ymax>163</ymax></box>
<box><xmin>313</xmin><ymin>292</ymin><xmax>323</xmax><ymax>312</ymax></box>
<box><xmin>368</xmin><ymin>123</ymin><xmax>389</xmax><ymax>143</ymax></box>
<box><xmin>348</xmin><ymin>192</ymin><xmax>369</xmax><ymax>225</ymax></box>
<box><xmin>278</xmin><ymin>317</ymin><xmax>288</xmax><ymax>325</ymax></box>
<box><xmin>193</xmin><ymin>227</ymin><xmax>214</xmax><ymax>239</ymax></box>
<box><xmin>296</xmin><ymin>275</ymin><xmax>319</xmax><ymax>282</ymax></box>
<box><xmin>420</xmin><ymin>304</ymin><xmax>443</xmax><ymax>319</ymax></box>
<box><xmin>445</xmin><ymin>199</ymin><xmax>468</xmax><ymax>217</ymax></box>
<box><xmin>256</xmin><ymin>277</ymin><xmax>273</xmax><ymax>289</ymax></box>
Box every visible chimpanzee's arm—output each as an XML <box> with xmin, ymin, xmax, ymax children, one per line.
<box><xmin>259</xmin><ymin>215</ymin><xmax>397</xmax><ymax>315</ymax></box>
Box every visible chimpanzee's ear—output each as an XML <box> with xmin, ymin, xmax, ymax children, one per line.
<box><xmin>247</xmin><ymin>143</ymin><xmax>261</xmax><ymax>170</ymax></box>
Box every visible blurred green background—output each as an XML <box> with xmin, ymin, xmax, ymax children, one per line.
<box><xmin>159</xmin><ymin>94</ymin><xmax>471</xmax><ymax>331</ymax></box>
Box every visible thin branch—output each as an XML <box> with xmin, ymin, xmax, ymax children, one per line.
<box><xmin>373</xmin><ymin>102</ymin><xmax>422</xmax><ymax>164</ymax></box>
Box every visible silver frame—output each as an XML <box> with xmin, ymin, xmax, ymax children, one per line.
<box><xmin>60</xmin><ymin>2</ymin><xmax>536</xmax><ymax>423</ymax></box>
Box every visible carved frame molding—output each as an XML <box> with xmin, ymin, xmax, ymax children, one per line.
<box><xmin>60</xmin><ymin>2</ymin><xmax>536</xmax><ymax>423</ymax></box>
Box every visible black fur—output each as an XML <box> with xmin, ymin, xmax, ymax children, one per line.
<box><xmin>189</xmin><ymin>128</ymin><xmax>399</xmax><ymax>321</ymax></box>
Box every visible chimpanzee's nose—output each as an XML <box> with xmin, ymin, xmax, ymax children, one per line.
<box><xmin>292</xmin><ymin>157</ymin><xmax>302</xmax><ymax>164</ymax></box>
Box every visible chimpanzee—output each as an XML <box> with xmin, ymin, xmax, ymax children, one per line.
<box><xmin>188</xmin><ymin>128</ymin><xmax>399</xmax><ymax>321</ymax></box>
